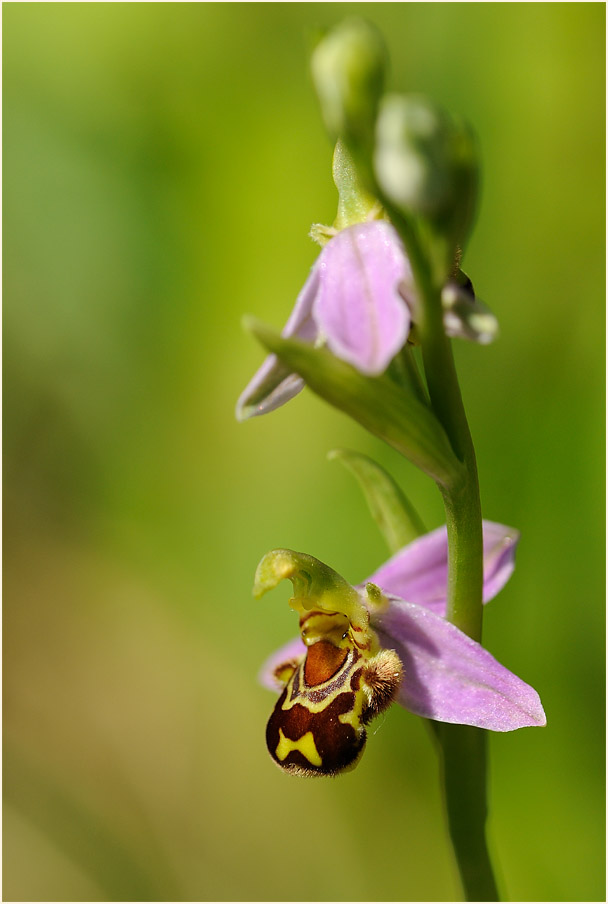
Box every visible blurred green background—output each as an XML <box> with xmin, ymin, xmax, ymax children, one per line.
<box><xmin>3</xmin><ymin>3</ymin><xmax>605</xmax><ymax>901</ymax></box>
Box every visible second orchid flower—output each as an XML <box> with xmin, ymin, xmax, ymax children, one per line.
<box><xmin>257</xmin><ymin>521</ymin><xmax>545</xmax><ymax>777</ymax></box>
<box><xmin>237</xmin><ymin>218</ymin><xmax>497</xmax><ymax>421</ymax></box>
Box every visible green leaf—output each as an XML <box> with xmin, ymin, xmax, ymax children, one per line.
<box><xmin>245</xmin><ymin>316</ymin><xmax>462</xmax><ymax>489</ymax></box>
<box><xmin>328</xmin><ymin>448</ymin><xmax>426</xmax><ymax>553</ymax></box>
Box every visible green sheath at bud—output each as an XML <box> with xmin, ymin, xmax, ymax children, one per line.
<box><xmin>332</xmin><ymin>140</ymin><xmax>381</xmax><ymax>230</ymax></box>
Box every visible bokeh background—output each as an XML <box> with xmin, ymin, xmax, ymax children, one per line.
<box><xmin>3</xmin><ymin>4</ymin><xmax>605</xmax><ymax>901</ymax></box>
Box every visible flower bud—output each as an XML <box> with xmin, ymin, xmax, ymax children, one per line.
<box><xmin>442</xmin><ymin>271</ymin><xmax>499</xmax><ymax>345</ymax></box>
<box><xmin>374</xmin><ymin>94</ymin><xmax>479</xmax><ymax>250</ymax></box>
<box><xmin>311</xmin><ymin>19</ymin><xmax>386</xmax><ymax>151</ymax></box>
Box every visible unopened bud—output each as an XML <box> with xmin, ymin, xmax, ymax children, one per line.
<box><xmin>311</xmin><ymin>19</ymin><xmax>386</xmax><ymax>151</ymax></box>
<box><xmin>375</xmin><ymin>94</ymin><xmax>478</xmax><ymax>250</ymax></box>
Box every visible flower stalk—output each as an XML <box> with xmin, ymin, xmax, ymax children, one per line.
<box><xmin>436</xmin><ymin>724</ymin><xmax>499</xmax><ymax>902</ymax></box>
<box><xmin>396</xmin><ymin>210</ymin><xmax>484</xmax><ymax>638</ymax></box>
<box><xmin>381</xmin><ymin>203</ymin><xmax>498</xmax><ymax>899</ymax></box>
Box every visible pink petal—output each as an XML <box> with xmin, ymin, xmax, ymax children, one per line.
<box><xmin>366</xmin><ymin>520</ymin><xmax>519</xmax><ymax>616</ymax></box>
<box><xmin>236</xmin><ymin>264</ymin><xmax>320</xmax><ymax>420</ymax></box>
<box><xmin>480</xmin><ymin>521</ymin><xmax>520</xmax><ymax>600</ymax></box>
<box><xmin>313</xmin><ymin>221</ymin><xmax>411</xmax><ymax>375</ymax></box>
<box><xmin>235</xmin><ymin>355</ymin><xmax>305</xmax><ymax>420</ymax></box>
<box><xmin>259</xmin><ymin>637</ymin><xmax>306</xmax><ymax>692</ymax></box>
<box><xmin>372</xmin><ymin>599</ymin><xmax>546</xmax><ymax>731</ymax></box>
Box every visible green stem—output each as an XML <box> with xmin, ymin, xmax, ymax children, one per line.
<box><xmin>436</xmin><ymin>725</ymin><xmax>499</xmax><ymax>902</ymax></box>
<box><xmin>385</xmin><ymin>204</ymin><xmax>499</xmax><ymax>901</ymax></box>
<box><xmin>384</xmin><ymin>206</ymin><xmax>483</xmax><ymax>637</ymax></box>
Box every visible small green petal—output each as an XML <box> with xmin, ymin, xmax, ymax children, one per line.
<box><xmin>253</xmin><ymin>548</ymin><xmax>369</xmax><ymax>633</ymax></box>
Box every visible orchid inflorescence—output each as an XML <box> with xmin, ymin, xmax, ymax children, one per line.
<box><xmin>236</xmin><ymin>16</ymin><xmax>544</xmax><ymax>899</ymax></box>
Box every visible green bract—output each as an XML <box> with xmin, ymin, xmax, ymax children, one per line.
<box><xmin>245</xmin><ymin>316</ymin><xmax>464</xmax><ymax>489</ymax></box>
<box><xmin>328</xmin><ymin>448</ymin><xmax>426</xmax><ymax>552</ymax></box>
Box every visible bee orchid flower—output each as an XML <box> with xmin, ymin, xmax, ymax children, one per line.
<box><xmin>236</xmin><ymin>219</ymin><xmax>497</xmax><ymax>421</ymax></box>
<box><xmin>237</xmin><ymin>219</ymin><xmax>411</xmax><ymax>420</ymax></box>
<box><xmin>257</xmin><ymin>522</ymin><xmax>545</xmax><ymax>777</ymax></box>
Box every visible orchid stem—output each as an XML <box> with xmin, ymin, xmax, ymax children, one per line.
<box><xmin>385</xmin><ymin>203</ymin><xmax>500</xmax><ymax>901</ymax></box>
<box><xmin>436</xmin><ymin>724</ymin><xmax>499</xmax><ymax>902</ymax></box>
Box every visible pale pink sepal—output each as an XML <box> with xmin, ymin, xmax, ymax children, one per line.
<box><xmin>236</xmin><ymin>265</ymin><xmax>319</xmax><ymax>420</ymax></box>
<box><xmin>313</xmin><ymin>221</ymin><xmax>411</xmax><ymax>375</ymax></box>
<box><xmin>372</xmin><ymin>598</ymin><xmax>546</xmax><ymax>731</ymax></box>
<box><xmin>367</xmin><ymin>520</ymin><xmax>519</xmax><ymax>616</ymax></box>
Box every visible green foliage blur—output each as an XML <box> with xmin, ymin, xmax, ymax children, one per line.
<box><xmin>3</xmin><ymin>4</ymin><xmax>604</xmax><ymax>901</ymax></box>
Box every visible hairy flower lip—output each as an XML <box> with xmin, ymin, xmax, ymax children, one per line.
<box><xmin>259</xmin><ymin>524</ymin><xmax>546</xmax><ymax>732</ymax></box>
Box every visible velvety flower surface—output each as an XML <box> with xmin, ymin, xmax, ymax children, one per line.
<box><xmin>237</xmin><ymin>220</ymin><xmax>411</xmax><ymax>420</ymax></box>
<box><xmin>260</xmin><ymin>525</ymin><xmax>545</xmax><ymax>732</ymax></box>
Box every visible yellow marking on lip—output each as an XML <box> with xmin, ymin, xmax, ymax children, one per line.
<box><xmin>339</xmin><ymin>687</ymin><xmax>365</xmax><ymax>731</ymax></box>
<box><xmin>276</xmin><ymin>728</ymin><xmax>322</xmax><ymax>767</ymax></box>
